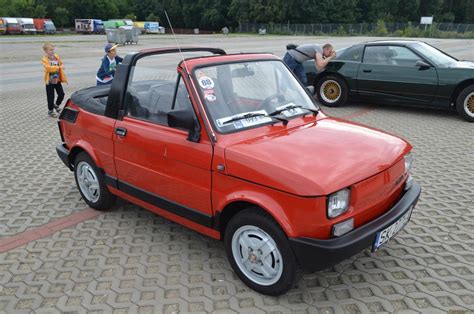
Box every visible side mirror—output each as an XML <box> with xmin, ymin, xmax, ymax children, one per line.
<box><xmin>167</xmin><ymin>109</ymin><xmax>200</xmax><ymax>142</ymax></box>
<box><xmin>306</xmin><ymin>86</ymin><xmax>315</xmax><ymax>95</ymax></box>
<box><xmin>415</xmin><ymin>60</ymin><xmax>431</xmax><ymax>69</ymax></box>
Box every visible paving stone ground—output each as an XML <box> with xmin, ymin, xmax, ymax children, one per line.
<box><xmin>0</xmin><ymin>35</ymin><xmax>473</xmax><ymax>313</ymax></box>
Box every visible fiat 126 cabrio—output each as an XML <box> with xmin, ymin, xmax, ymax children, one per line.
<box><xmin>57</xmin><ymin>47</ymin><xmax>421</xmax><ymax>295</ymax></box>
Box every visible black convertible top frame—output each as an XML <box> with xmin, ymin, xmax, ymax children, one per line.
<box><xmin>105</xmin><ymin>47</ymin><xmax>226</xmax><ymax>119</ymax></box>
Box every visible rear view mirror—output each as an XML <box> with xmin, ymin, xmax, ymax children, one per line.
<box><xmin>168</xmin><ymin>109</ymin><xmax>200</xmax><ymax>142</ymax></box>
<box><xmin>231</xmin><ymin>66</ymin><xmax>255</xmax><ymax>78</ymax></box>
<box><xmin>415</xmin><ymin>60</ymin><xmax>431</xmax><ymax>69</ymax></box>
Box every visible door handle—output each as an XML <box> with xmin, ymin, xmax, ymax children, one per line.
<box><xmin>115</xmin><ymin>127</ymin><xmax>127</xmax><ymax>137</ymax></box>
<box><xmin>363</xmin><ymin>69</ymin><xmax>372</xmax><ymax>73</ymax></box>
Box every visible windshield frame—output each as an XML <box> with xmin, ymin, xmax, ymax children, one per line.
<box><xmin>410</xmin><ymin>42</ymin><xmax>458</xmax><ymax>66</ymax></box>
<box><xmin>191</xmin><ymin>58</ymin><xmax>320</xmax><ymax>135</ymax></box>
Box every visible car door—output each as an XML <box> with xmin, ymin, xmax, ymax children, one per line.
<box><xmin>113</xmin><ymin>53</ymin><xmax>214</xmax><ymax>225</ymax></box>
<box><xmin>357</xmin><ymin>45</ymin><xmax>438</xmax><ymax>104</ymax></box>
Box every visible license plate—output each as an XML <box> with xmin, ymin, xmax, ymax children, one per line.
<box><xmin>372</xmin><ymin>206</ymin><xmax>414</xmax><ymax>252</ymax></box>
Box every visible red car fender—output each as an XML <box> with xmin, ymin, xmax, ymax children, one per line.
<box><xmin>214</xmin><ymin>189</ymin><xmax>296</xmax><ymax>237</ymax></box>
<box><xmin>69</xmin><ymin>139</ymin><xmax>104</xmax><ymax>169</ymax></box>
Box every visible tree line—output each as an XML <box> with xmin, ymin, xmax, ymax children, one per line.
<box><xmin>1</xmin><ymin>0</ymin><xmax>473</xmax><ymax>30</ymax></box>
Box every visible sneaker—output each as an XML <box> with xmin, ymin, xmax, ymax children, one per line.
<box><xmin>48</xmin><ymin>110</ymin><xmax>57</xmax><ymax>118</ymax></box>
<box><xmin>54</xmin><ymin>105</ymin><xmax>62</xmax><ymax>113</ymax></box>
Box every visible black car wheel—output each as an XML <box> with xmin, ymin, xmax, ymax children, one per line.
<box><xmin>456</xmin><ymin>85</ymin><xmax>474</xmax><ymax>122</ymax></box>
<box><xmin>224</xmin><ymin>208</ymin><xmax>297</xmax><ymax>296</ymax></box>
<box><xmin>73</xmin><ymin>152</ymin><xmax>116</xmax><ymax>210</ymax></box>
<box><xmin>316</xmin><ymin>75</ymin><xmax>348</xmax><ymax>107</ymax></box>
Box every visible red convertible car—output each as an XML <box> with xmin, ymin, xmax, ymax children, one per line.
<box><xmin>56</xmin><ymin>47</ymin><xmax>421</xmax><ymax>295</ymax></box>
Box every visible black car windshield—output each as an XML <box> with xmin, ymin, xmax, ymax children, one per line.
<box><xmin>412</xmin><ymin>42</ymin><xmax>457</xmax><ymax>66</ymax></box>
<box><xmin>193</xmin><ymin>60</ymin><xmax>319</xmax><ymax>134</ymax></box>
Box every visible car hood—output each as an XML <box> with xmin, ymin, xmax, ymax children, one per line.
<box><xmin>224</xmin><ymin>118</ymin><xmax>410</xmax><ymax>196</ymax></box>
<box><xmin>448</xmin><ymin>61</ymin><xmax>474</xmax><ymax>69</ymax></box>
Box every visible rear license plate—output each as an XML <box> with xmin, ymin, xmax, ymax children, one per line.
<box><xmin>372</xmin><ymin>206</ymin><xmax>414</xmax><ymax>252</ymax></box>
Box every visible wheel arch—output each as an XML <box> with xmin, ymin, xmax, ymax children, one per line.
<box><xmin>315</xmin><ymin>72</ymin><xmax>349</xmax><ymax>90</ymax></box>
<box><xmin>451</xmin><ymin>79</ymin><xmax>474</xmax><ymax>103</ymax></box>
<box><xmin>68</xmin><ymin>141</ymin><xmax>102</xmax><ymax>170</ymax></box>
<box><xmin>216</xmin><ymin>199</ymin><xmax>293</xmax><ymax>240</ymax></box>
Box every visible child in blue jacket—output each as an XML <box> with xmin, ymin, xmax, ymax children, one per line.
<box><xmin>96</xmin><ymin>43</ymin><xmax>123</xmax><ymax>85</ymax></box>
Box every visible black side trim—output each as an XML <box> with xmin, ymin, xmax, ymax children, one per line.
<box><xmin>114</xmin><ymin>179</ymin><xmax>213</xmax><ymax>228</ymax></box>
<box><xmin>104</xmin><ymin>174</ymin><xmax>118</xmax><ymax>189</ymax></box>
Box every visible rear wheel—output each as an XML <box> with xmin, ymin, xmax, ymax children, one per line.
<box><xmin>456</xmin><ymin>85</ymin><xmax>474</xmax><ymax>122</ymax></box>
<box><xmin>224</xmin><ymin>209</ymin><xmax>297</xmax><ymax>296</ymax></box>
<box><xmin>73</xmin><ymin>152</ymin><xmax>116</xmax><ymax>210</ymax></box>
<box><xmin>316</xmin><ymin>75</ymin><xmax>348</xmax><ymax>107</ymax></box>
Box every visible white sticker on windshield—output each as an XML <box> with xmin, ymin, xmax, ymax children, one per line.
<box><xmin>216</xmin><ymin>110</ymin><xmax>272</xmax><ymax>128</ymax></box>
<box><xmin>276</xmin><ymin>103</ymin><xmax>305</xmax><ymax>117</ymax></box>
<box><xmin>205</xmin><ymin>93</ymin><xmax>217</xmax><ymax>102</ymax></box>
<box><xmin>198</xmin><ymin>76</ymin><xmax>215</xmax><ymax>89</ymax></box>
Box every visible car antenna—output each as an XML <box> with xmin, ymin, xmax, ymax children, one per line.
<box><xmin>164</xmin><ymin>10</ymin><xmax>191</xmax><ymax>76</ymax></box>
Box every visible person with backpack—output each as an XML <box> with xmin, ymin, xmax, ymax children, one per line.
<box><xmin>283</xmin><ymin>43</ymin><xmax>336</xmax><ymax>85</ymax></box>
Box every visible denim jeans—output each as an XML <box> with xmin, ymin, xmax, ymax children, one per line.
<box><xmin>283</xmin><ymin>52</ymin><xmax>307</xmax><ymax>86</ymax></box>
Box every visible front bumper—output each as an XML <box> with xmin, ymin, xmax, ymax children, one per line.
<box><xmin>56</xmin><ymin>143</ymin><xmax>72</xmax><ymax>170</ymax></box>
<box><xmin>289</xmin><ymin>181</ymin><xmax>421</xmax><ymax>272</ymax></box>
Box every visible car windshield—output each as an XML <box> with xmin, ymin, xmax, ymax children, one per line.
<box><xmin>193</xmin><ymin>60</ymin><xmax>319</xmax><ymax>134</ymax></box>
<box><xmin>412</xmin><ymin>42</ymin><xmax>457</xmax><ymax>66</ymax></box>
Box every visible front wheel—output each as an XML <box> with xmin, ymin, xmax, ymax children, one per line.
<box><xmin>224</xmin><ymin>209</ymin><xmax>297</xmax><ymax>296</ymax></box>
<box><xmin>316</xmin><ymin>75</ymin><xmax>348</xmax><ymax>107</ymax></box>
<box><xmin>73</xmin><ymin>152</ymin><xmax>116</xmax><ymax>210</ymax></box>
<box><xmin>456</xmin><ymin>85</ymin><xmax>474</xmax><ymax>122</ymax></box>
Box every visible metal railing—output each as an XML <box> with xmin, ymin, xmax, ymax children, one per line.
<box><xmin>238</xmin><ymin>22</ymin><xmax>474</xmax><ymax>36</ymax></box>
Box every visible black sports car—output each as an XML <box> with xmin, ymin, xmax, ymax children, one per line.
<box><xmin>304</xmin><ymin>40</ymin><xmax>474</xmax><ymax>122</ymax></box>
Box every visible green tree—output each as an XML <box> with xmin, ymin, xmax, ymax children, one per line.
<box><xmin>124</xmin><ymin>13</ymin><xmax>137</xmax><ymax>20</ymax></box>
<box><xmin>34</xmin><ymin>4</ymin><xmax>47</xmax><ymax>18</ymax></box>
<box><xmin>146</xmin><ymin>13</ymin><xmax>160</xmax><ymax>22</ymax></box>
<box><xmin>54</xmin><ymin>7</ymin><xmax>69</xmax><ymax>28</ymax></box>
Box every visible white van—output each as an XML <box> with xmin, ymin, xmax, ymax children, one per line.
<box><xmin>17</xmin><ymin>17</ymin><xmax>36</xmax><ymax>34</ymax></box>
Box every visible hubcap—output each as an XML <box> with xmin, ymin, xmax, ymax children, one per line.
<box><xmin>77</xmin><ymin>161</ymin><xmax>100</xmax><ymax>203</ymax></box>
<box><xmin>464</xmin><ymin>92</ymin><xmax>474</xmax><ymax>118</ymax></box>
<box><xmin>231</xmin><ymin>225</ymin><xmax>283</xmax><ymax>286</ymax></box>
<box><xmin>320</xmin><ymin>80</ymin><xmax>341</xmax><ymax>103</ymax></box>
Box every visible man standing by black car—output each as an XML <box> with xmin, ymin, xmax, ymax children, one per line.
<box><xmin>283</xmin><ymin>43</ymin><xmax>336</xmax><ymax>85</ymax></box>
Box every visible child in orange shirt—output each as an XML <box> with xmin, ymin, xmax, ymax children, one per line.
<box><xmin>42</xmin><ymin>42</ymin><xmax>68</xmax><ymax>117</ymax></box>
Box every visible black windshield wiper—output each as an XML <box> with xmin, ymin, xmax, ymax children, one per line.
<box><xmin>268</xmin><ymin>104</ymin><xmax>319</xmax><ymax>117</ymax></box>
<box><xmin>222</xmin><ymin>112</ymin><xmax>289</xmax><ymax>126</ymax></box>
<box><xmin>222</xmin><ymin>112</ymin><xmax>267</xmax><ymax>125</ymax></box>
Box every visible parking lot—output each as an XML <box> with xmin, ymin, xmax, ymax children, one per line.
<box><xmin>0</xmin><ymin>34</ymin><xmax>473</xmax><ymax>313</ymax></box>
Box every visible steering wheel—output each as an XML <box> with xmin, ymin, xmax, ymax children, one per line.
<box><xmin>257</xmin><ymin>93</ymin><xmax>285</xmax><ymax>111</ymax></box>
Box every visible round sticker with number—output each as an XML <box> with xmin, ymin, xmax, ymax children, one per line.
<box><xmin>198</xmin><ymin>76</ymin><xmax>215</xmax><ymax>89</ymax></box>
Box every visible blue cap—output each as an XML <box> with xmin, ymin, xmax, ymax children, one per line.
<box><xmin>104</xmin><ymin>43</ymin><xmax>118</xmax><ymax>52</ymax></box>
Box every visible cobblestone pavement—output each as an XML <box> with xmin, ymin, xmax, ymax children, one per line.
<box><xmin>0</xmin><ymin>35</ymin><xmax>473</xmax><ymax>313</ymax></box>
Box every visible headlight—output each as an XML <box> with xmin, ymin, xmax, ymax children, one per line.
<box><xmin>404</xmin><ymin>153</ymin><xmax>413</xmax><ymax>172</ymax></box>
<box><xmin>327</xmin><ymin>188</ymin><xmax>350</xmax><ymax>218</ymax></box>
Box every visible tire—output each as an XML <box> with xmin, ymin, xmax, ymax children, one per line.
<box><xmin>316</xmin><ymin>75</ymin><xmax>348</xmax><ymax>107</ymax></box>
<box><xmin>224</xmin><ymin>208</ymin><xmax>297</xmax><ymax>296</ymax></box>
<box><xmin>73</xmin><ymin>152</ymin><xmax>116</xmax><ymax>210</ymax></box>
<box><xmin>455</xmin><ymin>85</ymin><xmax>474</xmax><ymax>122</ymax></box>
